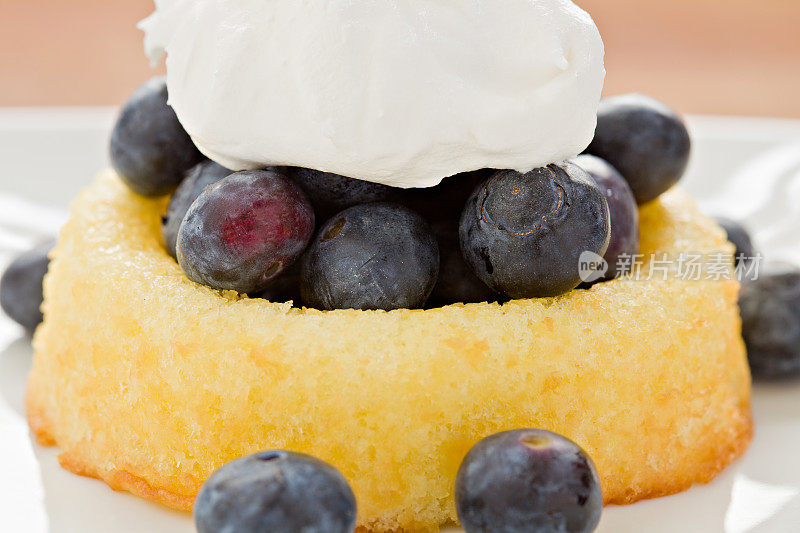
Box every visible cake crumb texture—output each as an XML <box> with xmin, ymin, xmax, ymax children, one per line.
<box><xmin>28</xmin><ymin>171</ymin><xmax>751</xmax><ymax>532</ymax></box>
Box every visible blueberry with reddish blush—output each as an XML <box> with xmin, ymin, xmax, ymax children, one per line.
<box><xmin>287</xmin><ymin>167</ymin><xmax>400</xmax><ymax>222</ymax></box>
<box><xmin>714</xmin><ymin>217</ymin><xmax>756</xmax><ymax>268</ymax></box>
<box><xmin>459</xmin><ymin>163</ymin><xmax>610</xmax><ymax>299</ymax></box>
<box><xmin>739</xmin><ymin>263</ymin><xmax>800</xmax><ymax>380</ymax></box>
<box><xmin>585</xmin><ymin>94</ymin><xmax>691</xmax><ymax>204</ymax></box>
<box><xmin>455</xmin><ymin>429</ymin><xmax>603</xmax><ymax>533</ymax></box>
<box><xmin>194</xmin><ymin>450</ymin><xmax>357</xmax><ymax>533</ymax></box>
<box><xmin>427</xmin><ymin>219</ymin><xmax>497</xmax><ymax>307</ymax></box>
<box><xmin>1</xmin><ymin>240</ymin><xmax>55</xmax><ymax>333</ymax></box>
<box><xmin>573</xmin><ymin>155</ymin><xmax>639</xmax><ymax>279</ymax></box>
<box><xmin>110</xmin><ymin>77</ymin><xmax>204</xmax><ymax>197</ymax></box>
<box><xmin>162</xmin><ymin>161</ymin><xmax>231</xmax><ymax>258</ymax></box>
<box><xmin>301</xmin><ymin>203</ymin><xmax>439</xmax><ymax>311</ymax></box>
<box><xmin>177</xmin><ymin>170</ymin><xmax>315</xmax><ymax>294</ymax></box>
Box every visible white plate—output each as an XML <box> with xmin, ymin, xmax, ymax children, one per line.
<box><xmin>0</xmin><ymin>109</ymin><xmax>799</xmax><ymax>533</ymax></box>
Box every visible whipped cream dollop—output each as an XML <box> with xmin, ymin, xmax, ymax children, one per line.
<box><xmin>141</xmin><ymin>0</ymin><xmax>605</xmax><ymax>188</ymax></box>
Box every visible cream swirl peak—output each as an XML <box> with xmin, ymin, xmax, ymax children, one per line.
<box><xmin>140</xmin><ymin>0</ymin><xmax>605</xmax><ymax>188</ymax></box>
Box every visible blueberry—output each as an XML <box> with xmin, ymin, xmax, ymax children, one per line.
<box><xmin>177</xmin><ymin>170</ymin><xmax>315</xmax><ymax>294</ymax></box>
<box><xmin>110</xmin><ymin>77</ymin><xmax>204</xmax><ymax>197</ymax></box>
<box><xmin>459</xmin><ymin>163</ymin><xmax>610</xmax><ymax>299</ymax></box>
<box><xmin>253</xmin><ymin>262</ymin><xmax>302</xmax><ymax>304</ymax></box>
<box><xmin>301</xmin><ymin>203</ymin><xmax>439</xmax><ymax>311</ymax></box>
<box><xmin>427</xmin><ymin>219</ymin><xmax>497</xmax><ymax>307</ymax></box>
<box><xmin>714</xmin><ymin>217</ymin><xmax>756</xmax><ymax>269</ymax></box>
<box><xmin>0</xmin><ymin>240</ymin><xmax>54</xmax><ymax>333</ymax></box>
<box><xmin>194</xmin><ymin>450</ymin><xmax>357</xmax><ymax>533</ymax></box>
<box><xmin>455</xmin><ymin>429</ymin><xmax>603</xmax><ymax>533</ymax></box>
<box><xmin>287</xmin><ymin>168</ymin><xmax>401</xmax><ymax>222</ymax></box>
<box><xmin>573</xmin><ymin>155</ymin><xmax>639</xmax><ymax>279</ymax></box>
<box><xmin>162</xmin><ymin>161</ymin><xmax>231</xmax><ymax>258</ymax></box>
<box><xmin>739</xmin><ymin>263</ymin><xmax>800</xmax><ymax>380</ymax></box>
<box><xmin>585</xmin><ymin>94</ymin><xmax>691</xmax><ymax>204</ymax></box>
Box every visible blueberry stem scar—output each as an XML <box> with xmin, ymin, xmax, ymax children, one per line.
<box><xmin>479</xmin><ymin>166</ymin><xmax>566</xmax><ymax>237</ymax></box>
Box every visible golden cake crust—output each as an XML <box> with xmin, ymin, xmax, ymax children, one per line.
<box><xmin>28</xmin><ymin>171</ymin><xmax>752</xmax><ymax>532</ymax></box>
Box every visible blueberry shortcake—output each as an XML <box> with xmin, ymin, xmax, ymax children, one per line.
<box><xmin>26</xmin><ymin>1</ymin><xmax>751</xmax><ymax>531</ymax></box>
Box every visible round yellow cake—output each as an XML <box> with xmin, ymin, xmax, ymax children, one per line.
<box><xmin>27</xmin><ymin>171</ymin><xmax>752</xmax><ymax>532</ymax></box>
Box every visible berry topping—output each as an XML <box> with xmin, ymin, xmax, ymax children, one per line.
<box><xmin>288</xmin><ymin>167</ymin><xmax>400</xmax><ymax>222</ymax></box>
<box><xmin>714</xmin><ymin>216</ymin><xmax>756</xmax><ymax>268</ymax></box>
<box><xmin>739</xmin><ymin>263</ymin><xmax>800</xmax><ymax>380</ymax></box>
<box><xmin>573</xmin><ymin>154</ymin><xmax>639</xmax><ymax>280</ymax></box>
<box><xmin>455</xmin><ymin>429</ymin><xmax>603</xmax><ymax>533</ymax></box>
<box><xmin>253</xmin><ymin>262</ymin><xmax>302</xmax><ymax>304</ymax></box>
<box><xmin>1</xmin><ymin>240</ymin><xmax>54</xmax><ymax>333</ymax></box>
<box><xmin>459</xmin><ymin>163</ymin><xmax>610</xmax><ymax>299</ymax></box>
<box><xmin>398</xmin><ymin>170</ymin><xmax>493</xmax><ymax>224</ymax></box>
<box><xmin>194</xmin><ymin>451</ymin><xmax>357</xmax><ymax>533</ymax></box>
<box><xmin>177</xmin><ymin>170</ymin><xmax>315</xmax><ymax>294</ymax></box>
<box><xmin>162</xmin><ymin>161</ymin><xmax>231</xmax><ymax>258</ymax></box>
<box><xmin>586</xmin><ymin>94</ymin><xmax>691</xmax><ymax>204</ymax></box>
<box><xmin>301</xmin><ymin>203</ymin><xmax>439</xmax><ymax>310</ymax></box>
<box><xmin>110</xmin><ymin>77</ymin><xmax>204</xmax><ymax>197</ymax></box>
<box><xmin>427</xmin><ymin>219</ymin><xmax>497</xmax><ymax>307</ymax></box>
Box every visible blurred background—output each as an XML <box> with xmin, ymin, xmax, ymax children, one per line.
<box><xmin>1</xmin><ymin>0</ymin><xmax>800</xmax><ymax>117</ymax></box>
